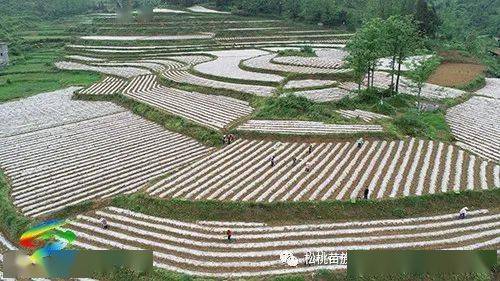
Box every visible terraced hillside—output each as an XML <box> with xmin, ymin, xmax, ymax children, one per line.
<box><xmin>67</xmin><ymin>207</ymin><xmax>500</xmax><ymax>278</ymax></box>
<box><xmin>0</xmin><ymin>90</ymin><xmax>212</xmax><ymax>217</ymax></box>
<box><xmin>149</xmin><ymin>139</ymin><xmax>500</xmax><ymax>201</ymax></box>
<box><xmin>447</xmin><ymin>96</ymin><xmax>500</xmax><ymax>162</ymax></box>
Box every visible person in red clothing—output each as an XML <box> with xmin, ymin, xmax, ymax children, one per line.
<box><xmin>226</xmin><ymin>229</ymin><xmax>232</xmax><ymax>241</ymax></box>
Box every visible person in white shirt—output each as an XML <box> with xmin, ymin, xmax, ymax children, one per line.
<box><xmin>459</xmin><ymin>207</ymin><xmax>469</xmax><ymax>219</ymax></box>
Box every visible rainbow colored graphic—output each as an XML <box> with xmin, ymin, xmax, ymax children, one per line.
<box><xmin>19</xmin><ymin>219</ymin><xmax>76</xmax><ymax>264</ymax></box>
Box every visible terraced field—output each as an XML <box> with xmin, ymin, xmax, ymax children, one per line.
<box><xmin>0</xmin><ymin>91</ymin><xmax>212</xmax><ymax>217</ymax></box>
<box><xmin>67</xmin><ymin>207</ymin><xmax>500</xmax><ymax>278</ymax></box>
<box><xmin>446</xmin><ymin>97</ymin><xmax>500</xmax><ymax>162</ymax></box>
<box><xmin>243</xmin><ymin>54</ymin><xmax>349</xmax><ymax>74</ymax></box>
<box><xmin>123</xmin><ymin>75</ymin><xmax>254</xmax><ymax>130</ymax></box>
<box><xmin>291</xmin><ymin>87</ymin><xmax>351</xmax><ymax>102</ymax></box>
<box><xmin>148</xmin><ymin>138</ymin><xmax>500</xmax><ymax>202</ymax></box>
<box><xmin>372</xmin><ymin>71</ymin><xmax>465</xmax><ymax>99</ymax></box>
<box><xmin>0</xmin><ymin>87</ymin><xmax>124</xmax><ymax>137</ymax></box>
<box><xmin>237</xmin><ymin>120</ymin><xmax>384</xmax><ymax>135</ymax></box>
<box><xmin>55</xmin><ymin>61</ymin><xmax>151</xmax><ymax>78</ymax></box>
<box><xmin>194</xmin><ymin>49</ymin><xmax>284</xmax><ymax>82</ymax></box>
<box><xmin>78</xmin><ymin>76</ymin><xmax>127</xmax><ymax>95</ymax></box>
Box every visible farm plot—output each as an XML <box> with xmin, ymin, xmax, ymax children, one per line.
<box><xmin>0</xmin><ymin>87</ymin><xmax>124</xmax><ymax>137</ymax></box>
<box><xmin>377</xmin><ymin>55</ymin><xmax>433</xmax><ymax>71</ymax></box>
<box><xmin>148</xmin><ymin>138</ymin><xmax>500</xmax><ymax>202</ymax></box>
<box><xmin>123</xmin><ymin>75</ymin><xmax>254</xmax><ymax>130</ymax></box>
<box><xmin>371</xmin><ymin>71</ymin><xmax>465</xmax><ymax>99</ymax></box>
<box><xmin>78</xmin><ymin>76</ymin><xmax>128</xmax><ymax>96</ymax></box>
<box><xmin>194</xmin><ymin>50</ymin><xmax>284</xmax><ymax>83</ymax></box>
<box><xmin>162</xmin><ymin>70</ymin><xmax>275</xmax><ymax>96</ymax></box>
<box><xmin>475</xmin><ymin>78</ymin><xmax>499</xmax><ymax>99</ymax></box>
<box><xmin>55</xmin><ymin>61</ymin><xmax>151</xmax><ymax>78</ymax></box>
<box><xmin>0</xmin><ymin>110</ymin><xmax>211</xmax><ymax>218</ymax></box>
<box><xmin>236</xmin><ymin>120</ymin><xmax>383</xmax><ymax>135</ymax></box>
<box><xmin>336</xmin><ymin>109</ymin><xmax>391</xmax><ymax>122</ymax></box>
<box><xmin>165</xmin><ymin>55</ymin><xmax>214</xmax><ymax>66</ymax></box>
<box><xmin>95</xmin><ymin>61</ymin><xmax>167</xmax><ymax>72</ymax></box>
<box><xmin>242</xmin><ymin>54</ymin><xmax>349</xmax><ymax>74</ymax></box>
<box><xmin>272</xmin><ymin>48</ymin><xmax>347</xmax><ymax>69</ymax></box>
<box><xmin>291</xmin><ymin>87</ymin><xmax>351</xmax><ymax>102</ymax></box>
<box><xmin>284</xmin><ymin>79</ymin><xmax>336</xmax><ymax>89</ymax></box>
<box><xmin>80</xmin><ymin>33</ymin><xmax>215</xmax><ymax>41</ymax></box>
<box><xmin>66</xmin><ymin>55</ymin><xmax>106</xmax><ymax>62</ymax></box>
<box><xmin>446</xmin><ymin>97</ymin><xmax>500</xmax><ymax>162</ymax></box>
<box><xmin>67</xmin><ymin>206</ymin><xmax>500</xmax><ymax>277</ymax></box>
<box><xmin>216</xmin><ymin>34</ymin><xmax>351</xmax><ymax>42</ymax></box>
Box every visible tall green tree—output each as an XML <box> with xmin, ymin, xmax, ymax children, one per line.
<box><xmin>405</xmin><ymin>56</ymin><xmax>441</xmax><ymax>111</ymax></box>
<box><xmin>415</xmin><ymin>0</ymin><xmax>440</xmax><ymax>37</ymax></box>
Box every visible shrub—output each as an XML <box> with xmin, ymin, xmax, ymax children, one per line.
<box><xmin>394</xmin><ymin>110</ymin><xmax>428</xmax><ymax>136</ymax></box>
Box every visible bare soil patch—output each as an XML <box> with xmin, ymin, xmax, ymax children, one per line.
<box><xmin>428</xmin><ymin>63</ymin><xmax>485</xmax><ymax>87</ymax></box>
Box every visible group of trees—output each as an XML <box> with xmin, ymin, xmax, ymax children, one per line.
<box><xmin>346</xmin><ymin>16</ymin><xmax>421</xmax><ymax>93</ymax></box>
<box><xmin>211</xmin><ymin>0</ymin><xmax>441</xmax><ymax>35</ymax></box>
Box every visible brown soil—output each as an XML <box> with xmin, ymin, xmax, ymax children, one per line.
<box><xmin>428</xmin><ymin>63</ymin><xmax>485</xmax><ymax>87</ymax></box>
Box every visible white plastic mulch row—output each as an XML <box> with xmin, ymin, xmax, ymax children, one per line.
<box><xmin>371</xmin><ymin>71</ymin><xmax>465</xmax><ymax>99</ymax></box>
<box><xmin>94</xmin><ymin>61</ymin><xmax>167</xmax><ymax>73</ymax></box>
<box><xmin>79</xmin><ymin>76</ymin><xmax>128</xmax><ymax>96</ymax></box>
<box><xmin>376</xmin><ymin>55</ymin><xmax>434</xmax><ymax>71</ymax></box>
<box><xmin>290</xmin><ymin>87</ymin><xmax>351</xmax><ymax>102</ymax></box>
<box><xmin>475</xmin><ymin>78</ymin><xmax>500</xmax><ymax>99</ymax></box>
<box><xmin>68</xmin><ymin>40</ymin><xmax>346</xmax><ymax>54</ymax></box>
<box><xmin>165</xmin><ymin>55</ymin><xmax>214</xmax><ymax>66</ymax></box>
<box><xmin>336</xmin><ymin>109</ymin><xmax>391</xmax><ymax>122</ymax></box>
<box><xmin>66</xmin><ymin>55</ymin><xmax>106</xmax><ymax>62</ymax></box>
<box><xmin>0</xmin><ymin>87</ymin><xmax>125</xmax><ymax>137</ymax></box>
<box><xmin>0</xmin><ymin>110</ymin><xmax>212</xmax><ymax>218</ymax></box>
<box><xmin>217</xmin><ymin>34</ymin><xmax>351</xmax><ymax>42</ymax></box>
<box><xmin>272</xmin><ymin>48</ymin><xmax>347</xmax><ymax>69</ymax></box>
<box><xmin>446</xmin><ymin>96</ymin><xmax>500</xmax><ymax>162</ymax></box>
<box><xmin>123</xmin><ymin>75</ymin><xmax>254</xmax><ymax>130</ymax></box>
<box><xmin>55</xmin><ymin>61</ymin><xmax>151</xmax><ymax>78</ymax></box>
<box><xmin>149</xmin><ymin>138</ymin><xmax>500</xmax><ymax>202</ymax></box>
<box><xmin>194</xmin><ymin>49</ymin><xmax>284</xmax><ymax>83</ymax></box>
<box><xmin>236</xmin><ymin>120</ymin><xmax>383</xmax><ymax>135</ymax></box>
<box><xmin>80</xmin><ymin>33</ymin><xmax>215</xmax><ymax>41</ymax></box>
<box><xmin>187</xmin><ymin>5</ymin><xmax>230</xmax><ymax>14</ymax></box>
<box><xmin>153</xmin><ymin>8</ymin><xmax>188</xmax><ymax>14</ymax></box>
<box><xmin>163</xmin><ymin>70</ymin><xmax>275</xmax><ymax>96</ymax></box>
<box><xmin>67</xmin><ymin>206</ymin><xmax>500</xmax><ymax>277</ymax></box>
<box><xmin>243</xmin><ymin>54</ymin><xmax>350</xmax><ymax>74</ymax></box>
<box><xmin>283</xmin><ymin>79</ymin><xmax>336</xmax><ymax>90</ymax></box>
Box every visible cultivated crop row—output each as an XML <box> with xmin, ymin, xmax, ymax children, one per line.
<box><xmin>194</xmin><ymin>50</ymin><xmax>284</xmax><ymax>82</ymax></box>
<box><xmin>243</xmin><ymin>54</ymin><xmax>350</xmax><ymax>74</ymax></box>
<box><xmin>236</xmin><ymin>120</ymin><xmax>383</xmax><ymax>135</ymax></box>
<box><xmin>56</xmin><ymin>61</ymin><xmax>151</xmax><ymax>78</ymax></box>
<box><xmin>0</xmin><ymin>87</ymin><xmax>124</xmax><ymax>137</ymax></box>
<box><xmin>123</xmin><ymin>75</ymin><xmax>254</xmax><ymax>130</ymax></box>
<box><xmin>0</xmin><ymin>111</ymin><xmax>211</xmax><ymax>218</ymax></box>
<box><xmin>79</xmin><ymin>76</ymin><xmax>128</xmax><ymax>95</ymax></box>
<box><xmin>162</xmin><ymin>70</ymin><xmax>275</xmax><ymax>96</ymax></box>
<box><xmin>446</xmin><ymin>97</ymin><xmax>500</xmax><ymax>162</ymax></box>
<box><xmin>283</xmin><ymin>79</ymin><xmax>336</xmax><ymax>89</ymax></box>
<box><xmin>291</xmin><ymin>87</ymin><xmax>351</xmax><ymax>102</ymax></box>
<box><xmin>67</xmin><ymin>206</ymin><xmax>500</xmax><ymax>277</ymax></box>
<box><xmin>336</xmin><ymin>109</ymin><xmax>391</xmax><ymax>122</ymax></box>
<box><xmin>148</xmin><ymin>139</ymin><xmax>500</xmax><ymax>202</ymax></box>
